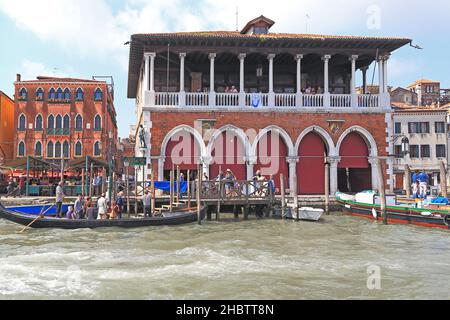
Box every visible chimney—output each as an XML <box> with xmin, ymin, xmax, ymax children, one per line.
<box><xmin>16</xmin><ymin>74</ymin><xmax>21</xmax><ymax>82</ymax></box>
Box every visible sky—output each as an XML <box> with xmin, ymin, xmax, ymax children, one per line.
<box><xmin>0</xmin><ymin>0</ymin><xmax>449</xmax><ymax>138</ymax></box>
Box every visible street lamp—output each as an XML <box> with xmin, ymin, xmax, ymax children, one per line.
<box><xmin>401</xmin><ymin>136</ymin><xmax>410</xmax><ymax>156</ymax></box>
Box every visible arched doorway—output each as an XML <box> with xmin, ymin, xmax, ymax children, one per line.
<box><xmin>338</xmin><ymin>132</ymin><xmax>372</xmax><ymax>192</ymax></box>
<box><xmin>254</xmin><ymin>131</ymin><xmax>289</xmax><ymax>192</ymax></box>
<box><xmin>297</xmin><ymin>132</ymin><xmax>327</xmax><ymax>195</ymax></box>
<box><xmin>164</xmin><ymin>131</ymin><xmax>201</xmax><ymax>181</ymax></box>
<box><xmin>209</xmin><ymin>131</ymin><xmax>246</xmax><ymax>180</ymax></box>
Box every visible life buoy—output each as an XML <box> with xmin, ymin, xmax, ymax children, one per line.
<box><xmin>444</xmin><ymin>215</ymin><xmax>449</xmax><ymax>227</ymax></box>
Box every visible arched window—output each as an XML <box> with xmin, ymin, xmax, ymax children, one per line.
<box><xmin>75</xmin><ymin>141</ymin><xmax>82</xmax><ymax>157</ymax></box>
<box><xmin>75</xmin><ymin>88</ymin><xmax>84</xmax><ymax>101</ymax></box>
<box><xmin>49</xmin><ymin>88</ymin><xmax>56</xmax><ymax>100</ymax></box>
<box><xmin>94</xmin><ymin>88</ymin><xmax>103</xmax><ymax>101</ymax></box>
<box><xmin>63</xmin><ymin>141</ymin><xmax>69</xmax><ymax>158</ymax></box>
<box><xmin>47</xmin><ymin>141</ymin><xmax>54</xmax><ymax>158</ymax></box>
<box><xmin>18</xmin><ymin>114</ymin><xmax>26</xmax><ymax>131</ymax></box>
<box><xmin>75</xmin><ymin>115</ymin><xmax>83</xmax><ymax>131</ymax></box>
<box><xmin>19</xmin><ymin>88</ymin><xmax>27</xmax><ymax>100</ymax></box>
<box><xmin>94</xmin><ymin>141</ymin><xmax>101</xmax><ymax>156</ymax></box>
<box><xmin>94</xmin><ymin>114</ymin><xmax>102</xmax><ymax>130</ymax></box>
<box><xmin>35</xmin><ymin>114</ymin><xmax>43</xmax><ymax>131</ymax></box>
<box><xmin>36</xmin><ymin>88</ymin><xmax>44</xmax><ymax>101</ymax></box>
<box><xmin>18</xmin><ymin>141</ymin><xmax>25</xmax><ymax>157</ymax></box>
<box><xmin>47</xmin><ymin>114</ymin><xmax>55</xmax><ymax>129</ymax></box>
<box><xmin>35</xmin><ymin>141</ymin><xmax>42</xmax><ymax>157</ymax></box>
<box><xmin>55</xmin><ymin>142</ymin><xmax>62</xmax><ymax>158</ymax></box>
<box><xmin>63</xmin><ymin>88</ymin><xmax>71</xmax><ymax>101</ymax></box>
<box><xmin>63</xmin><ymin>114</ymin><xmax>70</xmax><ymax>129</ymax></box>
<box><xmin>56</xmin><ymin>115</ymin><xmax>62</xmax><ymax>129</ymax></box>
<box><xmin>56</xmin><ymin>88</ymin><xmax>64</xmax><ymax>100</ymax></box>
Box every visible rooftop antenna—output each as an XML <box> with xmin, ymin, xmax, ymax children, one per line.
<box><xmin>235</xmin><ymin>6</ymin><xmax>239</xmax><ymax>31</ymax></box>
<box><xmin>305</xmin><ymin>13</ymin><xmax>310</xmax><ymax>33</ymax></box>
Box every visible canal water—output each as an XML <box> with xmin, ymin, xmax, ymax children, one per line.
<box><xmin>0</xmin><ymin>213</ymin><xmax>449</xmax><ymax>300</ymax></box>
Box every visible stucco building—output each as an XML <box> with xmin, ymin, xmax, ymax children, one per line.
<box><xmin>0</xmin><ymin>91</ymin><xmax>14</xmax><ymax>165</ymax></box>
<box><xmin>407</xmin><ymin>79</ymin><xmax>440</xmax><ymax>107</ymax></box>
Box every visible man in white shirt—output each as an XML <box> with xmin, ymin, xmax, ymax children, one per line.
<box><xmin>55</xmin><ymin>181</ymin><xmax>64</xmax><ymax>218</ymax></box>
<box><xmin>97</xmin><ymin>193</ymin><xmax>108</xmax><ymax>220</ymax></box>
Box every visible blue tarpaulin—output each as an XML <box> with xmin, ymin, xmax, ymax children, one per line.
<box><xmin>148</xmin><ymin>181</ymin><xmax>188</xmax><ymax>193</ymax></box>
<box><xmin>431</xmin><ymin>197</ymin><xmax>450</xmax><ymax>205</ymax></box>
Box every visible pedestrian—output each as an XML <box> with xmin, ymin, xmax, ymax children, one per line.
<box><xmin>110</xmin><ymin>200</ymin><xmax>119</xmax><ymax>220</ymax></box>
<box><xmin>97</xmin><ymin>193</ymin><xmax>107</xmax><ymax>220</ymax></box>
<box><xmin>418</xmin><ymin>170</ymin><xmax>429</xmax><ymax>199</ymax></box>
<box><xmin>74</xmin><ymin>194</ymin><xmax>85</xmax><ymax>219</ymax></box>
<box><xmin>116</xmin><ymin>191</ymin><xmax>124</xmax><ymax>219</ymax></box>
<box><xmin>142</xmin><ymin>190</ymin><xmax>151</xmax><ymax>217</ymax></box>
<box><xmin>66</xmin><ymin>206</ymin><xmax>76</xmax><ymax>220</ymax></box>
<box><xmin>55</xmin><ymin>181</ymin><xmax>65</xmax><ymax>218</ymax></box>
<box><xmin>412</xmin><ymin>170</ymin><xmax>419</xmax><ymax>198</ymax></box>
<box><xmin>224</xmin><ymin>169</ymin><xmax>235</xmax><ymax>196</ymax></box>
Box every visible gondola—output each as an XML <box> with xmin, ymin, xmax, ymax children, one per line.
<box><xmin>0</xmin><ymin>202</ymin><xmax>206</xmax><ymax>229</ymax></box>
<box><xmin>336</xmin><ymin>192</ymin><xmax>450</xmax><ymax>230</ymax></box>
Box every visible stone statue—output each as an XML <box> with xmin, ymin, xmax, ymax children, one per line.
<box><xmin>139</xmin><ymin>125</ymin><xmax>147</xmax><ymax>149</ymax></box>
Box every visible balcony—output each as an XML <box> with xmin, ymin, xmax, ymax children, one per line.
<box><xmin>146</xmin><ymin>91</ymin><xmax>388</xmax><ymax>111</ymax></box>
<box><xmin>47</xmin><ymin>128</ymin><xmax>70</xmax><ymax>136</ymax></box>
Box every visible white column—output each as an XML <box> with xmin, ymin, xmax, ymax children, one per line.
<box><xmin>239</xmin><ymin>53</ymin><xmax>246</xmax><ymax>107</ymax></box>
<box><xmin>158</xmin><ymin>157</ymin><xmax>165</xmax><ymax>182</ymax></box>
<box><xmin>329</xmin><ymin>157</ymin><xmax>340</xmax><ymax>195</ymax></box>
<box><xmin>287</xmin><ymin>157</ymin><xmax>299</xmax><ymax>193</ymax></box>
<box><xmin>295</xmin><ymin>54</ymin><xmax>303</xmax><ymax>107</ymax></box>
<box><xmin>202</xmin><ymin>156</ymin><xmax>211</xmax><ymax>179</ymax></box>
<box><xmin>246</xmin><ymin>157</ymin><xmax>257</xmax><ymax>181</ymax></box>
<box><xmin>350</xmin><ymin>55</ymin><xmax>358</xmax><ymax>108</ymax></box>
<box><xmin>268</xmin><ymin>54</ymin><xmax>276</xmax><ymax>107</ymax></box>
<box><xmin>369</xmin><ymin>157</ymin><xmax>379</xmax><ymax>191</ymax></box>
<box><xmin>322</xmin><ymin>55</ymin><xmax>331</xmax><ymax>107</ymax></box>
<box><xmin>179</xmin><ymin>53</ymin><xmax>186</xmax><ymax>107</ymax></box>
<box><xmin>361</xmin><ymin>66</ymin><xmax>368</xmax><ymax>93</ymax></box>
<box><xmin>378</xmin><ymin>57</ymin><xmax>384</xmax><ymax>94</ymax></box>
<box><xmin>149</xmin><ymin>53</ymin><xmax>156</xmax><ymax>92</ymax></box>
<box><xmin>383</xmin><ymin>55</ymin><xmax>389</xmax><ymax>94</ymax></box>
<box><xmin>209</xmin><ymin>53</ymin><xmax>216</xmax><ymax>107</ymax></box>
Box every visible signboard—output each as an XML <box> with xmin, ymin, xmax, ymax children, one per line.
<box><xmin>123</xmin><ymin>157</ymin><xmax>147</xmax><ymax>166</ymax></box>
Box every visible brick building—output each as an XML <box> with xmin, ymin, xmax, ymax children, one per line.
<box><xmin>127</xmin><ymin>15</ymin><xmax>411</xmax><ymax>195</ymax></box>
<box><xmin>13</xmin><ymin>75</ymin><xmax>118</xmax><ymax>165</ymax></box>
<box><xmin>0</xmin><ymin>91</ymin><xmax>14</xmax><ymax>164</ymax></box>
<box><xmin>407</xmin><ymin>79</ymin><xmax>440</xmax><ymax>107</ymax></box>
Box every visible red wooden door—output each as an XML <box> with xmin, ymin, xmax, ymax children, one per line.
<box><xmin>297</xmin><ymin>132</ymin><xmax>326</xmax><ymax>195</ymax></box>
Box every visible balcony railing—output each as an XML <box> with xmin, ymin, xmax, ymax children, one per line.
<box><xmin>47</xmin><ymin>128</ymin><xmax>70</xmax><ymax>136</ymax></box>
<box><xmin>147</xmin><ymin>92</ymin><xmax>387</xmax><ymax>110</ymax></box>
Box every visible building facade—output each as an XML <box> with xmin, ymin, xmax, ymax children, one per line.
<box><xmin>0</xmin><ymin>91</ymin><xmax>14</xmax><ymax>165</ymax></box>
<box><xmin>13</xmin><ymin>75</ymin><xmax>118</xmax><ymax>165</ymax></box>
<box><xmin>392</xmin><ymin>106</ymin><xmax>448</xmax><ymax>190</ymax></box>
<box><xmin>127</xmin><ymin>16</ymin><xmax>411</xmax><ymax>195</ymax></box>
<box><xmin>407</xmin><ymin>79</ymin><xmax>440</xmax><ymax>107</ymax></box>
<box><xmin>391</xmin><ymin>87</ymin><xmax>418</xmax><ymax>105</ymax></box>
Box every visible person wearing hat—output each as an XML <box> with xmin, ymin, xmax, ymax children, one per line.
<box><xmin>224</xmin><ymin>169</ymin><xmax>235</xmax><ymax>196</ymax></box>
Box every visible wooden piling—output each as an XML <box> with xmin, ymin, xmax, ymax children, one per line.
<box><xmin>440</xmin><ymin>161</ymin><xmax>447</xmax><ymax>198</ymax></box>
<box><xmin>405</xmin><ymin>164</ymin><xmax>411</xmax><ymax>198</ymax></box>
<box><xmin>176</xmin><ymin>166</ymin><xmax>180</xmax><ymax>203</ymax></box>
<box><xmin>217</xmin><ymin>166</ymin><xmax>222</xmax><ymax>221</ymax></box>
<box><xmin>197</xmin><ymin>163</ymin><xmax>202</xmax><ymax>225</ymax></box>
<box><xmin>292</xmin><ymin>171</ymin><xmax>299</xmax><ymax>221</ymax></box>
<box><xmin>81</xmin><ymin>168</ymin><xmax>85</xmax><ymax>197</ymax></box>
<box><xmin>187</xmin><ymin>169</ymin><xmax>191</xmax><ymax>210</ymax></box>
<box><xmin>90</xmin><ymin>162</ymin><xmax>94</xmax><ymax>197</ymax></box>
<box><xmin>169</xmin><ymin>170</ymin><xmax>174</xmax><ymax>213</ymax></box>
<box><xmin>325</xmin><ymin>161</ymin><xmax>330</xmax><ymax>216</ymax></box>
<box><xmin>280</xmin><ymin>174</ymin><xmax>286</xmax><ymax>219</ymax></box>
<box><xmin>376</xmin><ymin>158</ymin><xmax>387</xmax><ymax>225</ymax></box>
<box><xmin>151</xmin><ymin>165</ymin><xmax>155</xmax><ymax>216</ymax></box>
<box><xmin>126</xmin><ymin>166</ymin><xmax>130</xmax><ymax>217</ymax></box>
<box><xmin>134</xmin><ymin>166</ymin><xmax>138</xmax><ymax>217</ymax></box>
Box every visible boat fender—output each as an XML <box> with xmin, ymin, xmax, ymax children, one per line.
<box><xmin>372</xmin><ymin>208</ymin><xmax>377</xmax><ymax>220</ymax></box>
<box><xmin>444</xmin><ymin>215</ymin><xmax>449</xmax><ymax>227</ymax></box>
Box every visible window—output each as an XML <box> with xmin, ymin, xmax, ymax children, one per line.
<box><xmin>35</xmin><ymin>114</ymin><xmax>43</xmax><ymax>131</ymax></box>
<box><xmin>75</xmin><ymin>88</ymin><xmax>84</xmax><ymax>101</ymax></box>
<box><xmin>75</xmin><ymin>141</ymin><xmax>82</xmax><ymax>157</ymax></box>
<box><xmin>55</xmin><ymin>142</ymin><xmax>62</xmax><ymax>158</ymax></box>
<box><xmin>421</xmin><ymin>145</ymin><xmax>430</xmax><ymax>158</ymax></box>
<box><xmin>408</xmin><ymin>122</ymin><xmax>429</xmax><ymax>133</ymax></box>
<box><xmin>94</xmin><ymin>141</ymin><xmax>101</xmax><ymax>156</ymax></box>
<box><xmin>75</xmin><ymin>115</ymin><xmax>83</xmax><ymax>131</ymax></box>
<box><xmin>36</xmin><ymin>88</ymin><xmax>44</xmax><ymax>101</ymax></box>
<box><xmin>56</xmin><ymin>88</ymin><xmax>64</xmax><ymax>100</ymax></box>
<box><xmin>18</xmin><ymin>141</ymin><xmax>25</xmax><ymax>157</ymax></box>
<box><xmin>63</xmin><ymin>115</ymin><xmax>70</xmax><ymax>129</ymax></box>
<box><xmin>18</xmin><ymin>114</ymin><xmax>26</xmax><ymax>131</ymax></box>
<box><xmin>436</xmin><ymin>145</ymin><xmax>446</xmax><ymax>158</ymax></box>
<box><xmin>63</xmin><ymin>141</ymin><xmax>69</xmax><ymax>158</ymax></box>
<box><xmin>94</xmin><ymin>88</ymin><xmax>103</xmax><ymax>101</ymax></box>
<box><xmin>19</xmin><ymin>88</ymin><xmax>27</xmax><ymax>100</ymax></box>
<box><xmin>47</xmin><ymin>141</ymin><xmax>54</xmax><ymax>158</ymax></box>
<box><xmin>435</xmin><ymin>122</ymin><xmax>446</xmax><ymax>133</ymax></box>
<box><xmin>410</xmin><ymin>145</ymin><xmax>419</xmax><ymax>158</ymax></box>
<box><xmin>94</xmin><ymin>115</ymin><xmax>102</xmax><ymax>130</ymax></box>
<box><xmin>35</xmin><ymin>141</ymin><xmax>42</xmax><ymax>157</ymax></box>
<box><xmin>49</xmin><ymin>88</ymin><xmax>56</xmax><ymax>100</ymax></box>
<box><xmin>47</xmin><ymin>115</ymin><xmax>55</xmax><ymax>129</ymax></box>
<box><xmin>56</xmin><ymin>115</ymin><xmax>62</xmax><ymax>129</ymax></box>
<box><xmin>394</xmin><ymin>122</ymin><xmax>401</xmax><ymax>134</ymax></box>
<box><xmin>253</xmin><ymin>26</ymin><xmax>268</xmax><ymax>34</ymax></box>
<box><xmin>64</xmin><ymin>88</ymin><xmax>71</xmax><ymax>101</ymax></box>
<box><xmin>394</xmin><ymin>145</ymin><xmax>404</xmax><ymax>158</ymax></box>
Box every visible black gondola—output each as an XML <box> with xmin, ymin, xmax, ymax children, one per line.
<box><xmin>0</xmin><ymin>202</ymin><xmax>206</xmax><ymax>229</ymax></box>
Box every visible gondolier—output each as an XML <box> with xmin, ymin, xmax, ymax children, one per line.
<box><xmin>55</xmin><ymin>181</ymin><xmax>65</xmax><ymax>218</ymax></box>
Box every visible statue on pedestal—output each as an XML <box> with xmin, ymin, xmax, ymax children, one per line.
<box><xmin>139</xmin><ymin>125</ymin><xmax>147</xmax><ymax>149</ymax></box>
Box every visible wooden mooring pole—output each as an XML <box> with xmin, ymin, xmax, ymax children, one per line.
<box><xmin>376</xmin><ymin>158</ymin><xmax>387</xmax><ymax>225</ymax></box>
<box><xmin>292</xmin><ymin>171</ymin><xmax>299</xmax><ymax>221</ymax></box>
<box><xmin>187</xmin><ymin>169</ymin><xmax>191</xmax><ymax>210</ymax></box>
<box><xmin>405</xmin><ymin>164</ymin><xmax>411</xmax><ymax>198</ymax></box>
<box><xmin>134</xmin><ymin>166</ymin><xmax>138</xmax><ymax>217</ymax></box>
<box><xmin>176</xmin><ymin>166</ymin><xmax>180</xmax><ymax>203</ymax></box>
<box><xmin>217</xmin><ymin>165</ymin><xmax>222</xmax><ymax>221</ymax></box>
<box><xmin>325</xmin><ymin>160</ymin><xmax>330</xmax><ymax>216</ymax></box>
<box><xmin>440</xmin><ymin>161</ymin><xmax>447</xmax><ymax>198</ymax></box>
<box><xmin>280</xmin><ymin>174</ymin><xmax>286</xmax><ymax>219</ymax></box>
<box><xmin>151</xmin><ymin>165</ymin><xmax>155</xmax><ymax>216</ymax></box>
<box><xmin>126</xmin><ymin>166</ymin><xmax>130</xmax><ymax>217</ymax></box>
<box><xmin>169</xmin><ymin>170</ymin><xmax>174</xmax><ymax>213</ymax></box>
<box><xmin>197</xmin><ymin>163</ymin><xmax>202</xmax><ymax>225</ymax></box>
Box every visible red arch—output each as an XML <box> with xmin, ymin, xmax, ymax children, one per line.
<box><xmin>297</xmin><ymin>132</ymin><xmax>326</xmax><ymax>195</ymax></box>
<box><xmin>164</xmin><ymin>132</ymin><xmax>200</xmax><ymax>170</ymax></box>
<box><xmin>254</xmin><ymin>131</ymin><xmax>289</xmax><ymax>191</ymax></box>
<box><xmin>210</xmin><ymin>132</ymin><xmax>246</xmax><ymax>180</ymax></box>
<box><xmin>338</xmin><ymin>132</ymin><xmax>369</xmax><ymax>168</ymax></box>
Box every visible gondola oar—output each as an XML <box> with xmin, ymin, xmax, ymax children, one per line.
<box><xmin>19</xmin><ymin>203</ymin><xmax>56</xmax><ymax>233</ymax></box>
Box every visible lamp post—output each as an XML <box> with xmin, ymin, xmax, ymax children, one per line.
<box><xmin>108</xmin><ymin>131</ymin><xmax>113</xmax><ymax>204</ymax></box>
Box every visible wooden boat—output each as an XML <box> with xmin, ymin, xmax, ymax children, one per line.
<box><xmin>336</xmin><ymin>192</ymin><xmax>450</xmax><ymax>230</ymax></box>
<box><xmin>0</xmin><ymin>202</ymin><xmax>206</xmax><ymax>229</ymax></box>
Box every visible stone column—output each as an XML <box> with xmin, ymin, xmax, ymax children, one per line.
<box><xmin>239</xmin><ymin>53</ymin><xmax>246</xmax><ymax>107</ymax></box>
<box><xmin>329</xmin><ymin>157</ymin><xmax>341</xmax><ymax>195</ymax></box>
<box><xmin>382</xmin><ymin>55</ymin><xmax>391</xmax><ymax>108</ymax></box>
<box><xmin>287</xmin><ymin>157</ymin><xmax>299</xmax><ymax>194</ymax></box>
<box><xmin>268</xmin><ymin>54</ymin><xmax>276</xmax><ymax>107</ymax></box>
<box><xmin>322</xmin><ymin>55</ymin><xmax>331</xmax><ymax>108</ymax></box>
<box><xmin>179</xmin><ymin>53</ymin><xmax>186</xmax><ymax>107</ymax></box>
<box><xmin>202</xmin><ymin>156</ymin><xmax>212</xmax><ymax>179</ymax></box>
<box><xmin>147</xmin><ymin>52</ymin><xmax>156</xmax><ymax>106</ymax></box>
<box><xmin>157</xmin><ymin>156</ymin><xmax>165</xmax><ymax>182</ymax></box>
<box><xmin>209</xmin><ymin>53</ymin><xmax>216</xmax><ymax>107</ymax></box>
<box><xmin>361</xmin><ymin>66</ymin><xmax>368</xmax><ymax>93</ymax></box>
<box><xmin>246</xmin><ymin>156</ymin><xmax>257</xmax><ymax>181</ymax></box>
<box><xmin>368</xmin><ymin>157</ymin><xmax>380</xmax><ymax>192</ymax></box>
<box><xmin>149</xmin><ymin>53</ymin><xmax>156</xmax><ymax>92</ymax></box>
<box><xmin>350</xmin><ymin>55</ymin><xmax>358</xmax><ymax>108</ymax></box>
<box><xmin>295</xmin><ymin>54</ymin><xmax>303</xmax><ymax>107</ymax></box>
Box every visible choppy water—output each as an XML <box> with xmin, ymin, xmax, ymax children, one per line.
<box><xmin>0</xmin><ymin>213</ymin><xmax>449</xmax><ymax>300</ymax></box>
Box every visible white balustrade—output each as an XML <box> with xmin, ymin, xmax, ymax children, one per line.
<box><xmin>245</xmin><ymin>93</ymin><xmax>269</xmax><ymax>108</ymax></box>
<box><xmin>216</xmin><ymin>93</ymin><xmax>239</xmax><ymax>107</ymax></box>
<box><xmin>274</xmin><ymin>94</ymin><xmax>296</xmax><ymax>107</ymax></box>
<box><xmin>358</xmin><ymin>94</ymin><xmax>379</xmax><ymax>108</ymax></box>
<box><xmin>186</xmin><ymin>92</ymin><xmax>209</xmax><ymax>107</ymax></box>
<box><xmin>330</xmin><ymin>94</ymin><xmax>352</xmax><ymax>108</ymax></box>
<box><xmin>302</xmin><ymin>94</ymin><xmax>324</xmax><ymax>107</ymax></box>
<box><xmin>155</xmin><ymin>92</ymin><xmax>179</xmax><ymax>106</ymax></box>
